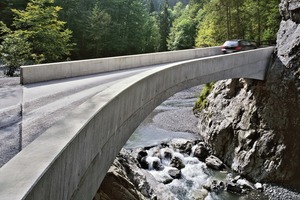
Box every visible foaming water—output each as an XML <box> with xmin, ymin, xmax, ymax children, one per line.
<box><xmin>144</xmin><ymin>145</ymin><xmax>212</xmax><ymax>199</ymax></box>
<box><xmin>141</xmin><ymin>144</ymin><xmax>268</xmax><ymax>200</ymax></box>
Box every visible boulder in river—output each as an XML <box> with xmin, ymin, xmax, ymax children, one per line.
<box><xmin>205</xmin><ymin>155</ymin><xmax>225</xmax><ymax>170</ymax></box>
<box><xmin>193</xmin><ymin>142</ymin><xmax>210</xmax><ymax>161</ymax></box>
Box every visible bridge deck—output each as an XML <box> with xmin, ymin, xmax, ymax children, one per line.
<box><xmin>0</xmin><ymin>47</ymin><xmax>274</xmax><ymax>200</ymax></box>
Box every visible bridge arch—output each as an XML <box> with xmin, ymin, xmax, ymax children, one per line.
<box><xmin>0</xmin><ymin>47</ymin><xmax>274</xmax><ymax>200</ymax></box>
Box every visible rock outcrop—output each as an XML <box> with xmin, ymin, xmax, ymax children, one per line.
<box><xmin>196</xmin><ymin>0</ymin><xmax>300</xmax><ymax>185</ymax></box>
<box><xmin>93</xmin><ymin>149</ymin><xmax>150</xmax><ymax>200</ymax></box>
<box><xmin>94</xmin><ymin>149</ymin><xmax>177</xmax><ymax>200</ymax></box>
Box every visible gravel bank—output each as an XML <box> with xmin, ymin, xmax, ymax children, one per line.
<box><xmin>264</xmin><ymin>184</ymin><xmax>300</xmax><ymax>200</ymax></box>
<box><xmin>153</xmin><ymin>107</ymin><xmax>200</xmax><ymax>134</ymax></box>
<box><xmin>152</xmin><ymin>85</ymin><xmax>202</xmax><ymax>134</ymax></box>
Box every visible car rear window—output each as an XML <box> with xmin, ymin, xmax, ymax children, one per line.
<box><xmin>223</xmin><ymin>41</ymin><xmax>238</xmax><ymax>46</ymax></box>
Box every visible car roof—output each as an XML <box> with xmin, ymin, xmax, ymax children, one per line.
<box><xmin>226</xmin><ymin>39</ymin><xmax>243</xmax><ymax>42</ymax></box>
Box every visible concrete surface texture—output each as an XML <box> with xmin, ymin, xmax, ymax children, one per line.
<box><xmin>0</xmin><ymin>47</ymin><xmax>274</xmax><ymax>200</ymax></box>
<box><xmin>1</xmin><ymin>47</ymin><xmax>222</xmax><ymax>169</ymax></box>
<box><xmin>0</xmin><ymin>78</ymin><xmax>22</xmax><ymax>167</ymax></box>
<box><xmin>20</xmin><ymin>47</ymin><xmax>222</xmax><ymax>84</ymax></box>
<box><xmin>21</xmin><ymin>66</ymin><xmax>157</xmax><ymax>149</ymax></box>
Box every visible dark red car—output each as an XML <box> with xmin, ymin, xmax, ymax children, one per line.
<box><xmin>221</xmin><ymin>39</ymin><xmax>256</xmax><ymax>53</ymax></box>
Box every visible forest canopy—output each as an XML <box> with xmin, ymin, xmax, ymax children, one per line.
<box><xmin>0</xmin><ymin>0</ymin><xmax>280</xmax><ymax>75</ymax></box>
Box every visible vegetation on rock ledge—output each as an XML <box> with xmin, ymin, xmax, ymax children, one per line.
<box><xmin>193</xmin><ymin>82</ymin><xmax>214</xmax><ymax>114</ymax></box>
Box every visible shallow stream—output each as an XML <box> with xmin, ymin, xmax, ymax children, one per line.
<box><xmin>124</xmin><ymin>85</ymin><xmax>268</xmax><ymax>200</ymax></box>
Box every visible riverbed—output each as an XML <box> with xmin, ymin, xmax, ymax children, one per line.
<box><xmin>125</xmin><ymin>85</ymin><xmax>202</xmax><ymax>149</ymax></box>
<box><xmin>124</xmin><ymin>85</ymin><xmax>300</xmax><ymax>200</ymax></box>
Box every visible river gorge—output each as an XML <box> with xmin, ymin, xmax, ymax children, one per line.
<box><xmin>95</xmin><ymin>84</ymin><xmax>300</xmax><ymax>200</ymax></box>
<box><xmin>95</xmin><ymin>0</ymin><xmax>300</xmax><ymax>197</ymax></box>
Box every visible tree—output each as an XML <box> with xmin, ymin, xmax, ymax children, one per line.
<box><xmin>168</xmin><ymin>5</ymin><xmax>196</xmax><ymax>50</ymax></box>
<box><xmin>195</xmin><ymin>0</ymin><xmax>280</xmax><ymax>47</ymax></box>
<box><xmin>143</xmin><ymin>15</ymin><xmax>161</xmax><ymax>53</ymax></box>
<box><xmin>195</xmin><ymin>0</ymin><xmax>227</xmax><ymax>47</ymax></box>
<box><xmin>2</xmin><ymin>0</ymin><xmax>73</xmax><ymax>72</ymax></box>
<box><xmin>55</xmin><ymin>0</ymin><xmax>96</xmax><ymax>59</ymax></box>
<box><xmin>0</xmin><ymin>0</ymin><xmax>28</xmax><ymax>28</ymax></box>
<box><xmin>56</xmin><ymin>0</ymin><xmax>161</xmax><ymax>58</ymax></box>
<box><xmin>99</xmin><ymin>0</ymin><xmax>157</xmax><ymax>56</ymax></box>
<box><xmin>85</xmin><ymin>3</ymin><xmax>111</xmax><ymax>58</ymax></box>
<box><xmin>0</xmin><ymin>22</ymin><xmax>31</xmax><ymax>76</ymax></box>
<box><xmin>159</xmin><ymin>0</ymin><xmax>171</xmax><ymax>51</ymax></box>
<box><xmin>168</xmin><ymin>0</ymin><xmax>212</xmax><ymax>50</ymax></box>
<box><xmin>13</xmin><ymin>0</ymin><xmax>74</xmax><ymax>62</ymax></box>
<box><xmin>0</xmin><ymin>0</ymin><xmax>74</xmax><ymax>76</ymax></box>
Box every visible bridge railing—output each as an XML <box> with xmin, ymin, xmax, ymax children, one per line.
<box><xmin>20</xmin><ymin>47</ymin><xmax>222</xmax><ymax>84</ymax></box>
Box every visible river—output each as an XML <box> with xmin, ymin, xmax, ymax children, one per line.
<box><xmin>124</xmin><ymin>85</ymin><xmax>271</xmax><ymax>200</ymax></box>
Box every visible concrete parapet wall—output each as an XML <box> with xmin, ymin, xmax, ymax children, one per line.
<box><xmin>0</xmin><ymin>47</ymin><xmax>274</xmax><ymax>200</ymax></box>
<box><xmin>20</xmin><ymin>47</ymin><xmax>222</xmax><ymax>84</ymax></box>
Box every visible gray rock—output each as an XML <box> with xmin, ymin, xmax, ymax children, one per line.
<box><xmin>226</xmin><ymin>181</ymin><xmax>243</xmax><ymax>194</ymax></box>
<box><xmin>193</xmin><ymin>142</ymin><xmax>210</xmax><ymax>161</ymax></box>
<box><xmin>170</xmin><ymin>138</ymin><xmax>193</xmax><ymax>154</ymax></box>
<box><xmin>203</xmin><ymin>179</ymin><xmax>225</xmax><ymax>192</ymax></box>
<box><xmin>95</xmin><ymin>150</ymin><xmax>150</xmax><ymax>200</ymax></box>
<box><xmin>277</xmin><ymin>0</ymin><xmax>300</xmax><ymax>67</ymax></box>
<box><xmin>170</xmin><ymin>156</ymin><xmax>185</xmax><ymax>169</ymax></box>
<box><xmin>146</xmin><ymin>156</ymin><xmax>162</xmax><ymax>170</ymax></box>
<box><xmin>279</xmin><ymin>0</ymin><xmax>300</xmax><ymax>22</ymax></box>
<box><xmin>254</xmin><ymin>182</ymin><xmax>263</xmax><ymax>191</ymax></box>
<box><xmin>168</xmin><ymin>168</ymin><xmax>181</xmax><ymax>179</ymax></box>
<box><xmin>276</xmin><ymin>19</ymin><xmax>300</xmax><ymax>67</ymax></box>
<box><xmin>198</xmin><ymin>57</ymin><xmax>300</xmax><ymax>184</ymax></box>
<box><xmin>205</xmin><ymin>155</ymin><xmax>224</xmax><ymax>170</ymax></box>
<box><xmin>236</xmin><ymin>178</ymin><xmax>255</xmax><ymax>190</ymax></box>
<box><xmin>160</xmin><ymin>174</ymin><xmax>174</xmax><ymax>184</ymax></box>
<box><xmin>137</xmin><ymin>149</ymin><xmax>148</xmax><ymax>169</ymax></box>
<box><xmin>196</xmin><ymin>2</ymin><xmax>300</xmax><ymax>183</ymax></box>
<box><xmin>159</xmin><ymin>147</ymin><xmax>173</xmax><ymax>160</ymax></box>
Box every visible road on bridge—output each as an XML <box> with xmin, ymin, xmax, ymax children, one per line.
<box><xmin>0</xmin><ymin>64</ymin><xmax>165</xmax><ymax>167</ymax></box>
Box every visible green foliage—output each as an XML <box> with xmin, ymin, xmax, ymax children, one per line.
<box><xmin>167</xmin><ymin>0</ymin><xmax>208</xmax><ymax>50</ymax></box>
<box><xmin>159</xmin><ymin>0</ymin><xmax>171</xmax><ymax>51</ymax></box>
<box><xmin>168</xmin><ymin>3</ymin><xmax>200</xmax><ymax>50</ymax></box>
<box><xmin>168</xmin><ymin>14</ymin><xmax>196</xmax><ymax>50</ymax></box>
<box><xmin>143</xmin><ymin>16</ymin><xmax>161</xmax><ymax>53</ymax></box>
<box><xmin>193</xmin><ymin>83</ymin><xmax>214</xmax><ymax>113</ymax></box>
<box><xmin>10</xmin><ymin>0</ymin><xmax>74</xmax><ymax>62</ymax></box>
<box><xmin>0</xmin><ymin>0</ymin><xmax>280</xmax><ymax>64</ymax></box>
<box><xmin>0</xmin><ymin>0</ymin><xmax>28</xmax><ymax>27</ymax></box>
<box><xmin>99</xmin><ymin>0</ymin><xmax>150</xmax><ymax>56</ymax></box>
<box><xmin>0</xmin><ymin>0</ymin><xmax>74</xmax><ymax>75</ymax></box>
<box><xmin>0</xmin><ymin>23</ymin><xmax>31</xmax><ymax>76</ymax></box>
<box><xmin>195</xmin><ymin>0</ymin><xmax>228</xmax><ymax>47</ymax></box>
<box><xmin>195</xmin><ymin>0</ymin><xmax>280</xmax><ymax>47</ymax></box>
<box><xmin>54</xmin><ymin>0</ymin><xmax>96</xmax><ymax>59</ymax></box>
<box><xmin>149</xmin><ymin>0</ymin><xmax>189</xmax><ymax>11</ymax></box>
<box><xmin>55</xmin><ymin>0</ymin><xmax>161</xmax><ymax>58</ymax></box>
<box><xmin>85</xmin><ymin>3</ymin><xmax>111</xmax><ymax>58</ymax></box>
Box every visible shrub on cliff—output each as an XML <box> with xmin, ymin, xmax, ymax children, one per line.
<box><xmin>193</xmin><ymin>82</ymin><xmax>214</xmax><ymax>114</ymax></box>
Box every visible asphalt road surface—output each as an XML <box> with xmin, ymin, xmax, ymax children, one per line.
<box><xmin>0</xmin><ymin>65</ymin><xmax>159</xmax><ymax>167</ymax></box>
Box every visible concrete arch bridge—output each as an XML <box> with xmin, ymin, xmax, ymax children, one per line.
<box><xmin>0</xmin><ymin>46</ymin><xmax>274</xmax><ymax>200</ymax></box>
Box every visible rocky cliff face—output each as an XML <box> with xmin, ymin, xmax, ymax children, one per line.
<box><xmin>197</xmin><ymin>0</ymin><xmax>300</xmax><ymax>185</ymax></box>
